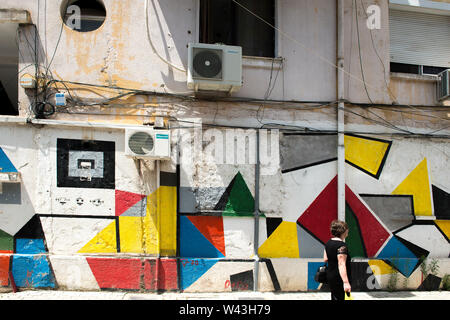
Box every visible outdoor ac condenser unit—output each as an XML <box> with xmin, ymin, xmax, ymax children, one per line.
<box><xmin>437</xmin><ymin>69</ymin><xmax>450</xmax><ymax>101</ymax></box>
<box><xmin>125</xmin><ymin>128</ymin><xmax>170</xmax><ymax>160</ymax></box>
<box><xmin>187</xmin><ymin>43</ymin><xmax>242</xmax><ymax>93</ymax></box>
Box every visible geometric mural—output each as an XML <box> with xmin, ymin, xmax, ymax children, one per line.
<box><xmin>77</xmin><ymin>171</ymin><xmax>177</xmax><ymax>256</ymax></box>
<box><xmin>344</xmin><ymin>134</ymin><xmax>391</xmax><ymax>179</ymax></box>
<box><xmin>394</xmin><ymin>223</ymin><xmax>450</xmax><ymax>258</ymax></box>
<box><xmin>392</xmin><ymin>158</ymin><xmax>433</xmax><ymax>217</ymax></box>
<box><xmin>214</xmin><ymin>171</ymin><xmax>255</xmax><ymax>217</ymax></box>
<box><xmin>432</xmin><ymin>185</ymin><xmax>450</xmax><ymax>219</ymax></box>
<box><xmin>180</xmin><ymin>215</ymin><xmax>225</xmax><ymax>258</ymax></box>
<box><xmin>115</xmin><ymin>190</ymin><xmax>146</xmax><ymax>217</ymax></box>
<box><xmin>258</xmin><ymin>221</ymin><xmax>299</xmax><ymax>258</ymax></box>
<box><xmin>280</xmin><ymin>133</ymin><xmax>337</xmax><ymax>173</ymax></box>
<box><xmin>376</xmin><ymin>235</ymin><xmax>426</xmax><ymax>277</ymax></box>
<box><xmin>2</xmin><ymin>127</ymin><xmax>449</xmax><ymax>293</ymax></box>
<box><xmin>0</xmin><ymin>147</ymin><xmax>18</xmax><ymax>173</ymax></box>
<box><xmin>56</xmin><ymin>138</ymin><xmax>115</xmax><ymax>189</ymax></box>
<box><xmin>11</xmin><ymin>215</ymin><xmax>56</xmax><ymax>288</ymax></box>
<box><xmin>345</xmin><ymin>185</ymin><xmax>391</xmax><ymax>257</ymax></box>
<box><xmin>360</xmin><ymin>195</ymin><xmax>414</xmax><ymax>233</ymax></box>
<box><xmin>297</xmin><ymin>176</ymin><xmax>338</xmax><ymax>245</ymax></box>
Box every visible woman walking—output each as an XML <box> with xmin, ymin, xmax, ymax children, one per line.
<box><xmin>323</xmin><ymin>220</ymin><xmax>352</xmax><ymax>300</ymax></box>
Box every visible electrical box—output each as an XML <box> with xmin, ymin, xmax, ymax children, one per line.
<box><xmin>55</xmin><ymin>93</ymin><xmax>66</xmax><ymax>106</ymax></box>
<box><xmin>20</xmin><ymin>74</ymin><xmax>36</xmax><ymax>89</ymax></box>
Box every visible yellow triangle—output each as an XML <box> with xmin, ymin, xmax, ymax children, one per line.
<box><xmin>368</xmin><ymin>259</ymin><xmax>396</xmax><ymax>275</ymax></box>
<box><xmin>78</xmin><ymin>220</ymin><xmax>117</xmax><ymax>253</ymax></box>
<box><xmin>258</xmin><ymin>221</ymin><xmax>299</xmax><ymax>258</ymax></box>
<box><xmin>344</xmin><ymin>135</ymin><xmax>390</xmax><ymax>177</ymax></box>
<box><xmin>435</xmin><ymin>220</ymin><xmax>450</xmax><ymax>240</ymax></box>
<box><xmin>392</xmin><ymin>158</ymin><xmax>433</xmax><ymax>216</ymax></box>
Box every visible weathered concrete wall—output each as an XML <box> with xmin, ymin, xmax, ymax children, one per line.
<box><xmin>0</xmin><ymin>0</ymin><xmax>442</xmax><ymax>120</ymax></box>
<box><xmin>0</xmin><ymin>122</ymin><xmax>448</xmax><ymax>291</ymax></box>
<box><xmin>0</xmin><ymin>0</ymin><xmax>449</xmax><ymax>293</ymax></box>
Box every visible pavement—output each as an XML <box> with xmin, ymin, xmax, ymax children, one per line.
<box><xmin>0</xmin><ymin>289</ymin><xmax>449</xmax><ymax>300</ymax></box>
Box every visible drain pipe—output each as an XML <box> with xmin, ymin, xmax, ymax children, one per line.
<box><xmin>337</xmin><ymin>0</ymin><xmax>346</xmax><ymax>222</ymax></box>
<box><xmin>253</xmin><ymin>130</ymin><xmax>260</xmax><ymax>291</ymax></box>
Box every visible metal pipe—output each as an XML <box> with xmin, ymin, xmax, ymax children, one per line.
<box><xmin>337</xmin><ymin>0</ymin><xmax>346</xmax><ymax>222</ymax></box>
<box><xmin>253</xmin><ymin>129</ymin><xmax>260</xmax><ymax>291</ymax></box>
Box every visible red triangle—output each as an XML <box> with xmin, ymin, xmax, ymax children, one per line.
<box><xmin>187</xmin><ymin>216</ymin><xmax>226</xmax><ymax>256</ymax></box>
<box><xmin>297</xmin><ymin>176</ymin><xmax>338</xmax><ymax>244</ymax></box>
<box><xmin>345</xmin><ymin>185</ymin><xmax>390</xmax><ymax>257</ymax></box>
<box><xmin>115</xmin><ymin>190</ymin><xmax>146</xmax><ymax>216</ymax></box>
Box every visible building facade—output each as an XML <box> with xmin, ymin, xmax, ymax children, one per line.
<box><xmin>0</xmin><ymin>0</ymin><xmax>449</xmax><ymax>292</ymax></box>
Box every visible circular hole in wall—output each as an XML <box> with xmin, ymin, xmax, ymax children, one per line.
<box><xmin>61</xmin><ymin>0</ymin><xmax>106</xmax><ymax>32</ymax></box>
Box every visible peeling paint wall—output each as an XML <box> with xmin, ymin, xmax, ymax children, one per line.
<box><xmin>0</xmin><ymin>0</ymin><xmax>449</xmax><ymax>293</ymax></box>
<box><xmin>0</xmin><ymin>123</ymin><xmax>449</xmax><ymax>292</ymax></box>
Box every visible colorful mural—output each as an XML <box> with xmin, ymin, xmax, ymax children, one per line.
<box><xmin>0</xmin><ymin>129</ymin><xmax>449</xmax><ymax>292</ymax></box>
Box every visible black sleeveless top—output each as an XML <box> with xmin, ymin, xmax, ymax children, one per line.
<box><xmin>325</xmin><ymin>239</ymin><xmax>352</xmax><ymax>284</ymax></box>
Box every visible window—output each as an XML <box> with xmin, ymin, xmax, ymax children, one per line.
<box><xmin>0</xmin><ymin>23</ymin><xmax>18</xmax><ymax>116</ymax></box>
<box><xmin>389</xmin><ymin>9</ymin><xmax>450</xmax><ymax>75</ymax></box>
<box><xmin>390</xmin><ymin>63</ymin><xmax>447</xmax><ymax>76</ymax></box>
<box><xmin>61</xmin><ymin>0</ymin><xmax>106</xmax><ymax>32</ymax></box>
<box><xmin>199</xmin><ymin>0</ymin><xmax>275</xmax><ymax>58</ymax></box>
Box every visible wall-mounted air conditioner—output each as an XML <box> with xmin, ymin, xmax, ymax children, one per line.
<box><xmin>187</xmin><ymin>43</ymin><xmax>242</xmax><ymax>94</ymax></box>
<box><xmin>437</xmin><ymin>69</ymin><xmax>449</xmax><ymax>101</ymax></box>
<box><xmin>125</xmin><ymin>128</ymin><xmax>170</xmax><ymax>160</ymax></box>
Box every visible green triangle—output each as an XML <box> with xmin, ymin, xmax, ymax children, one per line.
<box><xmin>0</xmin><ymin>229</ymin><xmax>13</xmax><ymax>252</ymax></box>
<box><xmin>222</xmin><ymin>172</ymin><xmax>258</xmax><ymax>217</ymax></box>
<box><xmin>345</xmin><ymin>203</ymin><xmax>366</xmax><ymax>258</ymax></box>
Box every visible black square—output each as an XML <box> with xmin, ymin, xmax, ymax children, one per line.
<box><xmin>57</xmin><ymin>138</ymin><xmax>115</xmax><ymax>189</ymax></box>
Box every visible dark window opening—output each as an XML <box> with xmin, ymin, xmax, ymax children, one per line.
<box><xmin>391</xmin><ymin>62</ymin><xmax>447</xmax><ymax>76</ymax></box>
<box><xmin>0</xmin><ymin>81</ymin><xmax>17</xmax><ymax>116</ymax></box>
<box><xmin>62</xmin><ymin>0</ymin><xmax>106</xmax><ymax>32</ymax></box>
<box><xmin>0</xmin><ymin>23</ymin><xmax>19</xmax><ymax>116</ymax></box>
<box><xmin>200</xmin><ymin>0</ymin><xmax>275</xmax><ymax>58</ymax></box>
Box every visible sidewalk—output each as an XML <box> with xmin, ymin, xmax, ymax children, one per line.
<box><xmin>0</xmin><ymin>289</ymin><xmax>449</xmax><ymax>300</ymax></box>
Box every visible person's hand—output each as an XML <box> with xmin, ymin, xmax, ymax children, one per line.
<box><xmin>343</xmin><ymin>282</ymin><xmax>351</xmax><ymax>293</ymax></box>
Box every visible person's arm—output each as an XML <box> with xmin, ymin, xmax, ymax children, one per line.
<box><xmin>337</xmin><ymin>247</ymin><xmax>351</xmax><ymax>293</ymax></box>
<box><xmin>323</xmin><ymin>249</ymin><xmax>328</xmax><ymax>263</ymax></box>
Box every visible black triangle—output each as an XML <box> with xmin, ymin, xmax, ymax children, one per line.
<box><xmin>432</xmin><ymin>185</ymin><xmax>450</xmax><ymax>219</ymax></box>
<box><xmin>213</xmin><ymin>175</ymin><xmax>236</xmax><ymax>211</ymax></box>
<box><xmin>14</xmin><ymin>215</ymin><xmax>45</xmax><ymax>239</ymax></box>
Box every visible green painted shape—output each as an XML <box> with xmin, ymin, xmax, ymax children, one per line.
<box><xmin>222</xmin><ymin>172</ymin><xmax>261</xmax><ymax>217</ymax></box>
<box><xmin>345</xmin><ymin>203</ymin><xmax>366</xmax><ymax>258</ymax></box>
<box><xmin>0</xmin><ymin>229</ymin><xmax>13</xmax><ymax>252</ymax></box>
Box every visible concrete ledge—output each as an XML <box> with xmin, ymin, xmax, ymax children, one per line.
<box><xmin>0</xmin><ymin>9</ymin><xmax>31</xmax><ymax>24</ymax></box>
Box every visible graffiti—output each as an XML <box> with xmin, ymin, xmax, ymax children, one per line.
<box><xmin>0</xmin><ymin>131</ymin><xmax>449</xmax><ymax>292</ymax></box>
<box><xmin>224</xmin><ymin>279</ymin><xmax>249</xmax><ymax>291</ymax></box>
<box><xmin>181</xmin><ymin>259</ymin><xmax>199</xmax><ymax>268</ymax></box>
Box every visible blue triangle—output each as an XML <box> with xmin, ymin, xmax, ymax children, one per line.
<box><xmin>179</xmin><ymin>258</ymin><xmax>220</xmax><ymax>290</ymax></box>
<box><xmin>180</xmin><ymin>215</ymin><xmax>225</xmax><ymax>258</ymax></box>
<box><xmin>377</xmin><ymin>236</ymin><xmax>419</xmax><ymax>277</ymax></box>
<box><xmin>0</xmin><ymin>147</ymin><xmax>17</xmax><ymax>173</ymax></box>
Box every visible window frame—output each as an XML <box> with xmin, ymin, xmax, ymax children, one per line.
<box><xmin>195</xmin><ymin>0</ymin><xmax>279</xmax><ymax>59</ymax></box>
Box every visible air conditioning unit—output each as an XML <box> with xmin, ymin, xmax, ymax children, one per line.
<box><xmin>437</xmin><ymin>69</ymin><xmax>449</xmax><ymax>101</ymax></box>
<box><xmin>125</xmin><ymin>128</ymin><xmax>170</xmax><ymax>159</ymax></box>
<box><xmin>187</xmin><ymin>43</ymin><xmax>242</xmax><ymax>94</ymax></box>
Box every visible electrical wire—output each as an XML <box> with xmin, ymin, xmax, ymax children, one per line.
<box><xmin>145</xmin><ymin>0</ymin><xmax>187</xmax><ymax>73</ymax></box>
<box><xmin>231</xmin><ymin>0</ymin><xmax>450</xmax><ymax>123</ymax></box>
<box><xmin>25</xmin><ymin>1</ymin><xmax>449</xmax><ymax>138</ymax></box>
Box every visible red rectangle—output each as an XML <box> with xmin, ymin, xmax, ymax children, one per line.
<box><xmin>143</xmin><ymin>258</ymin><xmax>178</xmax><ymax>291</ymax></box>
